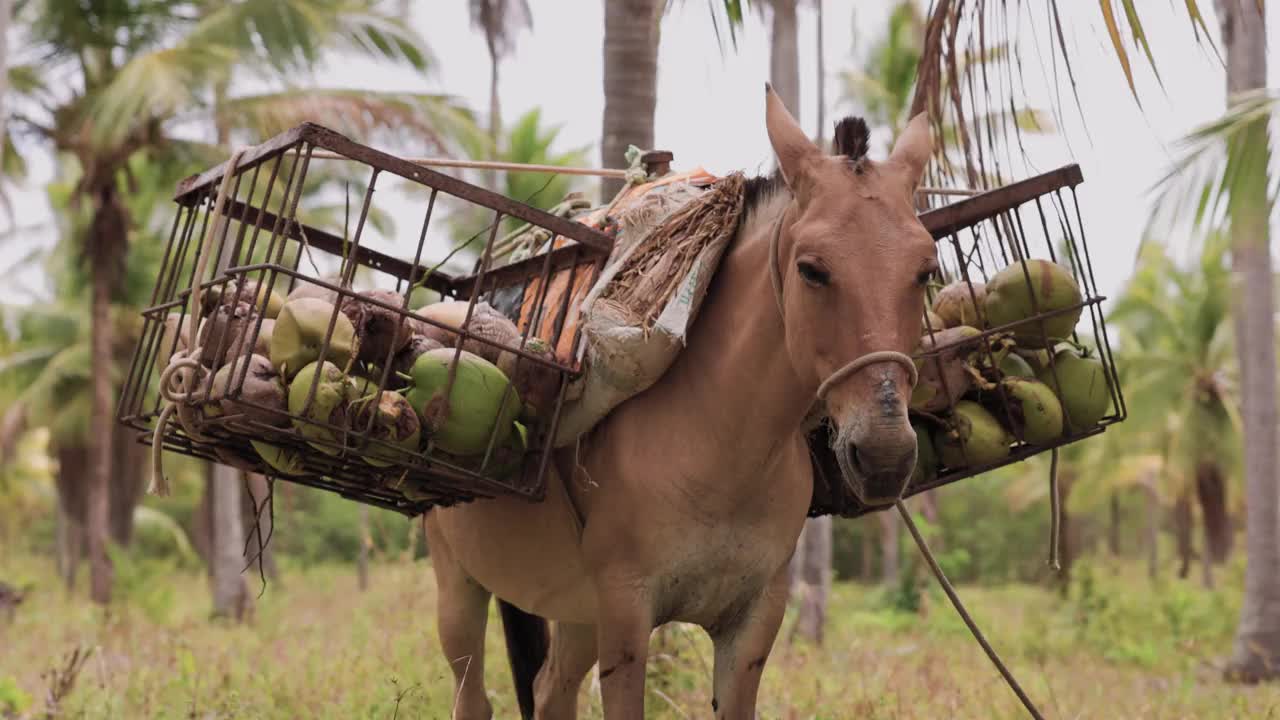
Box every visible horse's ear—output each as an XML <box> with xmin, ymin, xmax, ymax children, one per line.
<box><xmin>765</xmin><ymin>83</ymin><xmax>821</xmax><ymax>193</ymax></box>
<box><xmin>889</xmin><ymin>113</ymin><xmax>932</xmax><ymax>192</ymax></box>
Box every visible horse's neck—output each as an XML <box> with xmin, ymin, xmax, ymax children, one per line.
<box><xmin>647</xmin><ymin>195</ymin><xmax>816</xmax><ymax>477</ymax></box>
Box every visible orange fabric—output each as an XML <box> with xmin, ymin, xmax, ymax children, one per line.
<box><xmin>514</xmin><ymin>168</ymin><xmax>721</xmax><ymax>367</ymax></box>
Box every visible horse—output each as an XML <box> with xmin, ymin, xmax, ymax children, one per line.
<box><xmin>423</xmin><ymin>84</ymin><xmax>938</xmax><ymax>720</ymax></box>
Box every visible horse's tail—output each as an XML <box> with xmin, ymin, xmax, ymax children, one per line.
<box><xmin>498</xmin><ymin>599</ymin><xmax>549</xmax><ymax>720</ymax></box>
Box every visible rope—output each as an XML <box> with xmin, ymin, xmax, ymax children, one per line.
<box><xmin>148</xmin><ymin>147</ymin><xmax>251</xmax><ymax>497</ymax></box>
<box><xmin>897</xmin><ymin>501</ymin><xmax>1046</xmax><ymax>720</ymax></box>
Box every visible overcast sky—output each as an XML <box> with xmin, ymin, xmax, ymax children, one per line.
<box><xmin>6</xmin><ymin>0</ymin><xmax>1276</xmax><ymax>307</ymax></box>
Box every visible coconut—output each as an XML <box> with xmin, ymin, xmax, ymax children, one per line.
<box><xmin>911</xmin><ymin>325</ymin><xmax>982</xmax><ymax>412</ymax></box>
<box><xmin>341</xmin><ymin>289</ymin><xmax>420</xmax><ymax>365</ymax></box>
<box><xmin>271</xmin><ymin>298</ymin><xmax>357</xmax><ymax>378</ymax></box>
<box><xmin>984</xmin><ymin>259</ymin><xmax>1083</xmax><ymax>346</ymax></box>
<box><xmin>417</xmin><ymin>300</ymin><xmax>521</xmax><ymax>363</ymax></box>
<box><xmin>997</xmin><ymin>351</ymin><xmax>1036</xmax><ymax>379</ymax></box>
<box><xmin>224</xmin><ymin>317</ymin><xmax>274</xmax><ymax>363</ymax></box>
<box><xmin>934</xmin><ymin>400</ymin><xmax>1013</xmax><ymax>469</ymax></box>
<box><xmin>406</xmin><ymin>348</ymin><xmax>522</xmax><ymax>456</ymax></box>
<box><xmin>987</xmin><ymin>377</ymin><xmax>1064</xmax><ymax>444</ymax></box>
<box><xmin>932</xmin><ymin>281</ymin><xmax>987</xmax><ymax>328</ymax></box>
<box><xmin>1036</xmin><ymin>347</ymin><xmax>1111</xmax><ymax>432</ymax></box>
<box><xmin>497</xmin><ymin>337</ymin><xmax>561</xmax><ymax>421</ymax></box>
<box><xmin>384</xmin><ymin>335</ymin><xmax>445</xmax><ymax>390</ymax></box>
<box><xmin>287</xmin><ymin>360</ymin><xmax>356</xmax><ymax>455</ymax></box>
<box><xmin>923</xmin><ymin>308</ymin><xmax>945</xmax><ymax>332</ymax></box>
<box><xmin>251</xmin><ymin>439</ymin><xmax>306</xmax><ymax>476</ymax></box>
<box><xmin>208</xmin><ymin>353</ymin><xmax>289</xmax><ymax>427</ymax></box>
<box><xmin>196</xmin><ymin>301</ymin><xmax>258</xmax><ymax>368</ymax></box>
<box><xmin>909</xmin><ymin>419</ymin><xmax>938</xmax><ymax>487</ymax></box>
<box><xmin>284</xmin><ymin>276</ymin><xmax>342</xmax><ymax>306</ymax></box>
<box><xmin>350</xmin><ymin>389</ymin><xmax>422</xmax><ymax>468</ymax></box>
<box><xmin>203</xmin><ymin>277</ymin><xmax>285</xmax><ymax>319</ymax></box>
<box><xmin>214</xmin><ymin>445</ymin><xmax>263</xmax><ymax>473</ymax></box>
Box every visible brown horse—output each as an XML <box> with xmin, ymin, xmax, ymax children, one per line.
<box><xmin>423</xmin><ymin>85</ymin><xmax>938</xmax><ymax>719</ymax></box>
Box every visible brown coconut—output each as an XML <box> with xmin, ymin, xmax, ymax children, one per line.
<box><xmin>341</xmin><ymin>289</ymin><xmax>421</xmax><ymax>365</ymax></box>
<box><xmin>387</xmin><ymin>335</ymin><xmax>445</xmax><ymax>390</ymax></box>
<box><xmin>932</xmin><ymin>281</ymin><xmax>987</xmax><ymax>329</ymax></box>
<box><xmin>208</xmin><ymin>353</ymin><xmax>289</xmax><ymax>427</ymax></box>
<box><xmin>284</xmin><ymin>275</ymin><xmax>343</xmax><ymax>306</ymax></box>
<box><xmin>417</xmin><ymin>300</ymin><xmax>520</xmax><ymax>363</ymax></box>
<box><xmin>202</xmin><ymin>277</ymin><xmax>284</xmax><ymax>319</ymax></box>
<box><xmin>911</xmin><ymin>325</ymin><xmax>983</xmax><ymax>413</ymax></box>
<box><xmin>497</xmin><ymin>337</ymin><xmax>561</xmax><ymax>420</ymax></box>
<box><xmin>197</xmin><ymin>301</ymin><xmax>259</xmax><ymax>369</ymax></box>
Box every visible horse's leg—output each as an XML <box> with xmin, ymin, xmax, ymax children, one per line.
<box><xmin>594</xmin><ymin>573</ymin><xmax>654</xmax><ymax>720</ymax></box>
<box><xmin>708</xmin><ymin>569</ymin><xmax>790</xmax><ymax>720</ymax></box>
<box><xmin>424</xmin><ymin>514</ymin><xmax>495</xmax><ymax>720</ymax></box>
<box><xmin>533</xmin><ymin>622</ymin><xmax>598</xmax><ymax>719</ymax></box>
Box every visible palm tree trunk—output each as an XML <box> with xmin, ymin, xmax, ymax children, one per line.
<box><xmin>357</xmin><ymin>505</ymin><xmax>371</xmax><ymax>591</ymax></box>
<box><xmin>860</xmin><ymin>525</ymin><xmax>874</xmax><ymax>582</ymax></box>
<box><xmin>109</xmin><ymin>426</ymin><xmax>146</xmax><ymax>546</ymax></box>
<box><xmin>87</xmin><ymin>255</ymin><xmax>114</xmax><ymax>605</ymax></box>
<box><xmin>1144</xmin><ymin>479</ymin><xmax>1159</xmax><ymax>581</ymax></box>
<box><xmin>210</xmin><ymin>465</ymin><xmax>252</xmax><ymax>621</ymax></box>
<box><xmin>1219</xmin><ymin>0</ymin><xmax>1280</xmax><ymax>681</ymax></box>
<box><xmin>769</xmin><ymin>0</ymin><xmax>801</xmax><ymax>118</ymax></box>
<box><xmin>600</xmin><ymin>0</ymin><xmax>662</xmax><ymax>200</ymax></box>
<box><xmin>790</xmin><ymin>514</ymin><xmax>831</xmax><ymax>644</ymax></box>
<box><xmin>54</xmin><ymin>445</ymin><xmax>88</xmax><ymax>591</ymax></box>
<box><xmin>815</xmin><ymin>0</ymin><xmax>825</xmax><ymax>146</ymax></box>
<box><xmin>1196</xmin><ymin>460</ymin><xmax>1231</xmax><ymax>563</ymax></box>
<box><xmin>1174</xmin><ymin>489</ymin><xmax>1194</xmax><ymax>579</ymax></box>
<box><xmin>1052</xmin><ymin>470</ymin><xmax>1076</xmax><ymax>596</ymax></box>
<box><xmin>1109</xmin><ymin>492</ymin><xmax>1121</xmax><ymax>557</ymax></box>
<box><xmin>486</xmin><ymin>43</ymin><xmax>501</xmax><ymax>191</ymax></box>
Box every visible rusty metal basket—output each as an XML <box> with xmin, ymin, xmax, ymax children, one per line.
<box><xmin>808</xmin><ymin>163</ymin><xmax>1127</xmax><ymax>518</ymax></box>
<box><xmin>116</xmin><ymin>123</ymin><xmax>616</xmax><ymax>516</ymax></box>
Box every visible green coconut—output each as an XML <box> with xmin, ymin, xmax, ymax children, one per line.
<box><xmin>385</xmin><ymin>335</ymin><xmax>445</xmax><ymax>390</ymax></box>
<box><xmin>989</xmin><ymin>377</ymin><xmax>1064</xmax><ymax>444</ymax></box>
<box><xmin>406</xmin><ymin>348</ymin><xmax>522</xmax><ymax>455</ymax></box>
<box><xmin>997</xmin><ymin>351</ymin><xmax>1036</xmax><ymax>379</ymax></box>
<box><xmin>251</xmin><ymin>439</ymin><xmax>306</xmax><ymax>476</ymax></box>
<box><xmin>350</xmin><ymin>389</ymin><xmax>423</xmax><ymax>468</ymax></box>
<box><xmin>208</xmin><ymin>353</ymin><xmax>289</xmax><ymax>427</ymax></box>
<box><xmin>935</xmin><ymin>400</ymin><xmax>1013</xmax><ymax>469</ymax></box>
<box><xmin>1036</xmin><ymin>347</ymin><xmax>1111</xmax><ymax>432</ymax></box>
<box><xmin>284</xmin><ymin>276</ymin><xmax>343</xmax><ymax>306</ymax></box>
<box><xmin>911</xmin><ymin>325</ymin><xmax>983</xmax><ymax>412</ymax></box>
<box><xmin>984</xmin><ymin>259</ymin><xmax>1083</xmax><ymax>346</ymax></box>
<box><xmin>271</xmin><ymin>298</ymin><xmax>357</xmax><ymax>378</ymax></box>
<box><xmin>287</xmin><ymin>360</ymin><xmax>355</xmax><ymax>455</ymax></box>
<box><xmin>932</xmin><ymin>281</ymin><xmax>987</xmax><ymax>328</ymax></box>
<box><xmin>909</xmin><ymin>418</ymin><xmax>938</xmax><ymax>487</ymax></box>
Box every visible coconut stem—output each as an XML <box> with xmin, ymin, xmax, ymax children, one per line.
<box><xmin>1048</xmin><ymin>448</ymin><xmax>1062</xmax><ymax>571</ymax></box>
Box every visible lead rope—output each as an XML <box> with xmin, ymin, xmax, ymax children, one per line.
<box><xmin>149</xmin><ymin>147</ymin><xmax>251</xmax><ymax>497</ymax></box>
<box><xmin>769</xmin><ymin>210</ymin><xmax>1045</xmax><ymax>720</ymax></box>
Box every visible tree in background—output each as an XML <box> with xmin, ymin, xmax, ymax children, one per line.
<box><xmin>468</xmin><ymin>0</ymin><xmax>532</xmax><ymax>189</ymax></box>
<box><xmin>6</xmin><ymin>0</ymin><xmax>477</xmax><ymax>605</ymax></box>
<box><xmin>600</xmin><ymin>0</ymin><xmax>663</xmax><ymax>200</ymax></box>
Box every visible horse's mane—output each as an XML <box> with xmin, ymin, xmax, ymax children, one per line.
<box><xmin>739</xmin><ymin>114</ymin><xmax>872</xmax><ymax>236</ymax></box>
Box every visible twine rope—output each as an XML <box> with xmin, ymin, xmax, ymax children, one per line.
<box><xmin>149</xmin><ymin>147</ymin><xmax>252</xmax><ymax>497</ymax></box>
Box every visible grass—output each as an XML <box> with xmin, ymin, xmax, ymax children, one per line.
<box><xmin>3</xmin><ymin>552</ymin><xmax>1280</xmax><ymax>719</ymax></box>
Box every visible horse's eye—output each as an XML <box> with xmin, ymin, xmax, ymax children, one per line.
<box><xmin>915</xmin><ymin>270</ymin><xmax>934</xmax><ymax>287</ymax></box>
<box><xmin>797</xmin><ymin>260</ymin><xmax>830</xmax><ymax>287</ymax></box>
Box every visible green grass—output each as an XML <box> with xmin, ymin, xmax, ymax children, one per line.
<box><xmin>3</xmin><ymin>553</ymin><xmax>1279</xmax><ymax>719</ymax></box>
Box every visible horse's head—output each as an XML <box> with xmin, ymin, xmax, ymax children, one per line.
<box><xmin>765</xmin><ymin>85</ymin><xmax>937</xmax><ymax>506</ymax></box>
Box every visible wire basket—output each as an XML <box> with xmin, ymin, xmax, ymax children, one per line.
<box><xmin>808</xmin><ymin>164</ymin><xmax>1128</xmax><ymax>518</ymax></box>
<box><xmin>116</xmin><ymin>123</ymin><xmax>615</xmax><ymax>516</ymax></box>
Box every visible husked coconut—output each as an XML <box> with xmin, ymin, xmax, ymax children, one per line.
<box><xmin>341</xmin><ymin>289</ymin><xmax>421</xmax><ymax>365</ymax></box>
<box><xmin>932</xmin><ymin>281</ymin><xmax>987</xmax><ymax>328</ymax></box>
<box><xmin>197</xmin><ymin>301</ymin><xmax>258</xmax><ymax>368</ymax></box>
<box><xmin>270</xmin><ymin>298</ymin><xmax>357</xmax><ymax>378</ymax></box>
<box><xmin>284</xmin><ymin>276</ymin><xmax>343</xmax><ymax>306</ymax></box>
<box><xmin>350</xmin><ymin>389</ymin><xmax>422</xmax><ymax>468</ymax></box>
<box><xmin>203</xmin><ymin>277</ymin><xmax>285</xmax><ymax>319</ymax></box>
<box><xmin>497</xmin><ymin>337</ymin><xmax>561</xmax><ymax>421</ymax></box>
<box><xmin>417</xmin><ymin>300</ymin><xmax>521</xmax><ymax>363</ymax></box>
<box><xmin>386</xmin><ymin>335</ymin><xmax>445</xmax><ymax>390</ymax></box>
<box><xmin>911</xmin><ymin>326</ymin><xmax>983</xmax><ymax>412</ymax></box>
<box><xmin>208</xmin><ymin>353</ymin><xmax>289</xmax><ymax>427</ymax></box>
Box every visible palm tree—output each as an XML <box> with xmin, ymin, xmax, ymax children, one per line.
<box><xmin>601</xmin><ymin>0</ymin><xmax>664</xmax><ymax>200</ymax></box>
<box><xmin>7</xmin><ymin>0</ymin><xmax>477</xmax><ymax>604</ymax></box>
<box><xmin>468</xmin><ymin>0</ymin><xmax>532</xmax><ymax>189</ymax></box>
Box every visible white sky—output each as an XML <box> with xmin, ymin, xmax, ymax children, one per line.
<box><xmin>4</xmin><ymin>0</ymin><xmax>1276</xmax><ymax>308</ymax></box>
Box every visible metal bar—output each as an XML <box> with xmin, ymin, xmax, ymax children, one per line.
<box><xmin>920</xmin><ymin>164</ymin><xmax>1083</xmax><ymax>239</ymax></box>
<box><xmin>174</xmin><ymin>125</ymin><xmax>310</xmax><ymax>202</ymax></box>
